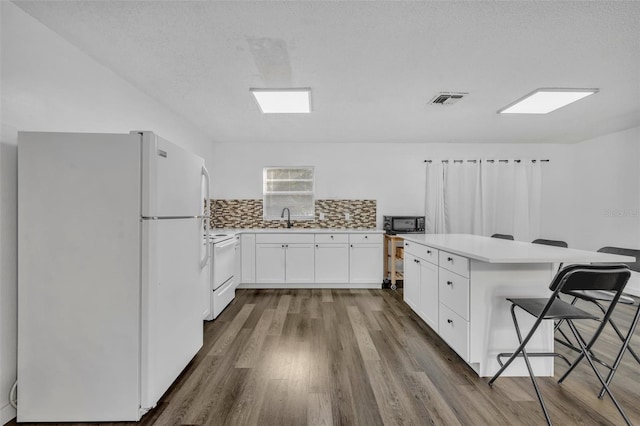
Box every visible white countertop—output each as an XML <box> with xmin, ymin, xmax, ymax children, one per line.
<box><xmin>402</xmin><ymin>234</ymin><xmax>636</xmax><ymax>264</ymax></box>
<box><xmin>209</xmin><ymin>228</ymin><xmax>383</xmax><ymax>236</ymax></box>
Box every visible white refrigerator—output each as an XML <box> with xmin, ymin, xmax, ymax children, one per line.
<box><xmin>17</xmin><ymin>131</ymin><xmax>210</xmax><ymax>421</ymax></box>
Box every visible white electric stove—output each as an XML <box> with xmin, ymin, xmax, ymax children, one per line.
<box><xmin>204</xmin><ymin>232</ymin><xmax>237</xmax><ymax>320</ymax></box>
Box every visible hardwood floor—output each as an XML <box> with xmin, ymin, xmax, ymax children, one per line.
<box><xmin>12</xmin><ymin>289</ymin><xmax>640</xmax><ymax>426</ymax></box>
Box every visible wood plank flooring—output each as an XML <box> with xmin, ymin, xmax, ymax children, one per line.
<box><xmin>11</xmin><ymin>289</ymin><xmax>640</xmax><ymax>426</ymax></box>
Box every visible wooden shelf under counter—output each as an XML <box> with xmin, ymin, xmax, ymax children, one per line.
<box><xmin>383</xmin><ymin>234</ymin><xmax>405</xmax><ymax>289</ymax></box>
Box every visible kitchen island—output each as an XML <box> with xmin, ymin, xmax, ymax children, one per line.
<box><xmin>401</xmin><ymin>234</ymin><xmax>635</xmax><ymax>377</ymax></box>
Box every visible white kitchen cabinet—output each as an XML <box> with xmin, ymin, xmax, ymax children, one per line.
<box><xmin>255</xmin><ymin>243</ymin><xmax>286</xmax><ymax>283</ymax></box>
<box><xmin>241</xmin><ymin>231</ymin><xmax>384</xmax><ymax>289</ymax></box>
<box><xmin>241</xmin><ymin>234</ymin><xmax>256</xmax><ymax>283</ymax></box>
<box><xmin>233</xmin><ymin>235</ymin><xmax>241</xmax><ymax>288</ymax></box>
<box><xmin>403</xmin><ymin>253</ymin><xmax>419</xmax><ymax>310</ymax></box>
<box><xmin>315</xmin><ymin>233</ymin><xmax>349</xmax><ymax>283</ymax></box>
<box><xmin>255</xmin><ymin>234</ymin><xmax>315</xmax><ymax>284</ymax></box>
<box><xmin>285</xmin><ymin>244</ymin><xmax>315</xmax><ymax>283</ymax></box>
<box><xmin>417</xmin><ymin>258</ymin><xmax>439</xmax><ymax>331</ymax></box>
<box><xmin>349</xmin><ymin>233</ymin><xmax>383</xmax><ymax>284</ymax></box>
<box><xmin>315</xmin><ymin>243</ymin><xmax>349</xmax><ymax>283</ymax></box>
<box><xmin>404</xmin><ymin>246</ymin><xmax>439</xmax><ymax>331</ymax></box>
<box><xmin>439</xmin><ymin>303</ymin><xmax>469</xmax><ymax>361</ymax></box>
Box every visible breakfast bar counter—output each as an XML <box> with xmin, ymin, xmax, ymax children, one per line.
<box><xmin>401</xmin><ymin>234</ymin><xmax>634</xmax><ymax>377</ymax></box>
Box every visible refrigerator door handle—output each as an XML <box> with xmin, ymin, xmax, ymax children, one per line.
<box><xmin>200</xmin><ymin>165</ymin><xmax>211</xmax><ymax>268</ymax></box>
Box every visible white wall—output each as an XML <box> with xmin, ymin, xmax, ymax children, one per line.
<box><xmin>564</xmin><ymin>126</ymin><xmax>640</xmax><ymax>295</ymax></box>
<box><xmin>211</xmin><ymin>141</ymin><xmax>572</xmax><ymax>238</ymax></box>
<box><xmin>0</xmin><ymin>3</ymin><xmax>213</xmax><ymax>423</ymax></box>
<box><xmin>564</xmin><ymin>126</ymin><xmax>640</xmax><ymax>250</ymax></box>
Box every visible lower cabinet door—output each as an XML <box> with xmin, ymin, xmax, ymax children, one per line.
<box><xmin>349</xmin><ymin>244</ymin><xmax>382</xmax><ymax>283</ymax></box>
<box><xmin>256</xmin><ymin>244</ymin><xmax>285</xmax><ymax>283</ymax></box>
<box><xmin>403</xmin><ymin>254</ymin><xmax>420</xmax><ymax>310</ymax></box>
<box><xmin>315</xmin><ymin>244</ymin><xmax>349</xmax><ymax>283</ymax></box>
<box><xmin>418</xmin><ymin>259</ymin><xmax>439</xmax><ymax>332</ymax></box>
<box><xmin>240</xmin><ymin>234</ymin><xmax>256</xmax><ymax>284</ymax></box>
<box><xmin>285</xmin><ymin>244</ymin><xmax>315</xmax><ymax>283</ymax></box>
<box><xmin>439</xmin><ymin>303</ymin><xmax>470</xmax><ymax>361</ymax></box>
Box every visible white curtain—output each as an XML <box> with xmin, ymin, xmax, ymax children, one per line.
<box><xmin>481</xmin><ymin>159</ymin><xmax>542</xmax><ymax>241</ymax></box>
<box><xmin>425</xmin><ymin>159</ymin><xmax>542</xmax><ymax>240</ymax></box>
<box><xmin>425</xmin><ymin>162</ymin><xmax>445</xmax><ymax>233</ymax></box>
<box><xmin>443</xmin><ymin>160</ymin><xmax>482</xmax><ymax>234</ymax></box>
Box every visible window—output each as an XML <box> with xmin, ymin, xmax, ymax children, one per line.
<box><xmin>263</xmin><ymin>167</ymin><xmax>315</xmax><ymax>220</ymax></box>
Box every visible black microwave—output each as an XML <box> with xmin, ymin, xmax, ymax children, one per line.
<box><xmin>383</xmin><ymin>216</ymin><xmax>425</xmax><ymax>234</ymax></box>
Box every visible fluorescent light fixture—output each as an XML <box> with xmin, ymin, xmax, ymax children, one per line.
<box><xmin>250</xmin><ymin>88</ymin><xmax>311</xmax><ymax>113</ymax></box>
<box><xmin>498</xmin><ymin>88</ymin><xmax>599</xmax><ymax>114</ymax></box>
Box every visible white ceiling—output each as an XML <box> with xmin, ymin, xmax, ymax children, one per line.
<box><xmin>13</xmin><ymin>1</ymin><xmax>640</xmax><ymax>144</ymax></box>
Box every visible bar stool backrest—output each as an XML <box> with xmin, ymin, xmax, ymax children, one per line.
<box><xmin>597</xmin><ymin>247</ymin><xmax>640</xmax><ymax>273</ymax></box>
<box><xmin>551</xmin><ymin>264</ymin><xmax>631</xmax><ymax>294</ymax></box>
<box><xmin>532</xmin><ymin>238</ymin><xmax>568</xmax><ymax>248</ymax></box>
<box><xmin>491</xmin><ymin>234</ymin><xmax>514</xmax><ymax>240</ymax></box>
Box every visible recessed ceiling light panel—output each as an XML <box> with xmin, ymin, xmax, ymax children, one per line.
<box><xmin>498</xmin><ymin>88</ymin><xmax>599</xmax><ymax>114</ymax></box>
<box><xmin>250</xmin><ymin>88</ymin><xmax>311</xmax><ymax>113</ymax></box>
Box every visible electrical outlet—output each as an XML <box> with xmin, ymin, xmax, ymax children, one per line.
<box><xmin>319</xmin><ymin>212</ymin><xmax>325</xmax><ymax>220</ymax></box>
<box><xmin>345</xmin><ymin>212</ymin><xmax>350</xmax><ymax>221</ymax></box>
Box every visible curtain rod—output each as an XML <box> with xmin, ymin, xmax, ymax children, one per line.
<box><xmin>424</xmin><ymin>159</ymin><xmax>550</xmax><ymax>163</ymax></box>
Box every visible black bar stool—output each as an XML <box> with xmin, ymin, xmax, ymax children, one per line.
<box><xmin>532</xmin><ymin>238</ymin><xmax>568</xmax><ymax>248</ymax></box>
<box><xmin>531</xmin><ymin>239</ymin><xmax>570</xmax><ymax>343</ymax></box>
<box><xmin>555</xmin><ymin>246</ymin><xmax>640</xmax><ymax>399</ymax></box>
<box><xmin>488</xmin><ymin>263</ymin><xmax>632</xmax><ymax>425</ymax></box>
<box><xmin>491</xmin><ymin>233</ymin><xmax>514</xmax><ymax>240</ymax></box>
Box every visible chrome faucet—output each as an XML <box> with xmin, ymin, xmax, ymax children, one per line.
<box><xmin>281</xmin><ymin>207</ymin><xmax>292</xmax><ymax>228</ymax></box>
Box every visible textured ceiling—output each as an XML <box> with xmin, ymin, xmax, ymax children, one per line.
<box><xmin>13</xmin><ymin>1</ymin><xmax>640</xmax><ymax>144</ymax></box>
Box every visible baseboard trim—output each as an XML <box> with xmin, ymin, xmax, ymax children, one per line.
<box><xmin>237</xmin><ymin>283</ymin><xmax>382</xmax><ymax>289</ymax></box>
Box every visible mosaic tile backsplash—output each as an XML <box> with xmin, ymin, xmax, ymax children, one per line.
<box><xmin>210</xmin><ymin>199</ymin><xmax>377</xmax><ymax>229</ymax></box>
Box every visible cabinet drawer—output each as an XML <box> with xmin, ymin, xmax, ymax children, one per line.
<box><xmin>439</xmin><ymin>251</ymin><xmax>469</xmax><ymax>278</ymax></box>
<box><xmin>315</xmin><ymin>233</ymin><xmax>349</xmax><ymax>244</ymax></box>
<box><xmin>439</xmin><ymin>268</ymin><xmax>470</xmax><ymax>320</ymax></box>
<box><xmin>255</xmin><ymin>233</ymin><xmax>314</xmax><ymax>244</ymax></box>
<box><xmin>404</xmin><ymin>241</ymin><xmax>438</xmax><ymax>265</ymax></box>
<box><xmin>439</xmin><ymin>303</ymin><xmax>470</xmax><ymax>362</ymax></box>
<box><xmin>349</xmin><ymin>233</ymin><xmax>382</xmax><ymax>244</ymax></box>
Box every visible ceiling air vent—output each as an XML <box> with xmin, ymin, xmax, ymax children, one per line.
<box><xmin>428</xmin><ymin>92</ymin><xmax>468</xmax><ymax>106</ymax></box>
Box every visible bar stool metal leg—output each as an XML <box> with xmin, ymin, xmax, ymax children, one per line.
<box><xmin>597</xmin><ymin>302</ymin><xmax>640</xmax><ymax>399</ymax></box>
<box><xmin>489</xmin><ymin>304</ymin><xmax>553</xmax><ymax>425</ymax></box>
<box><xmin>563</xmin><ymin>320</ymin><xmax>632</xmax><ymax>426</ymax></box>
